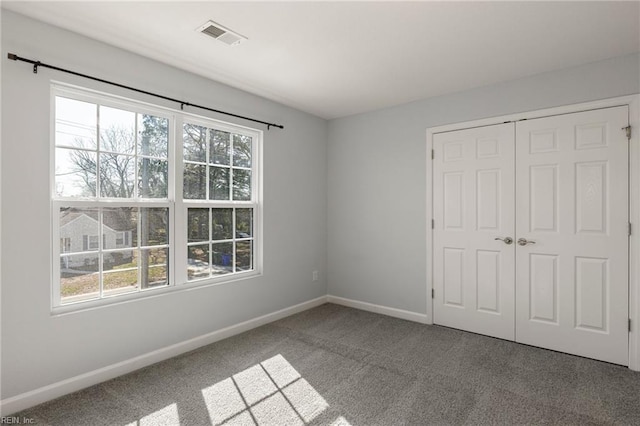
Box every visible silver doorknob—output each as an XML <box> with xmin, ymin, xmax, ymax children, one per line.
<box><xmin>517</xmin><ymin>238</ymin><xmax>536</xmax><ymax>246</ymax></box>
<box><xmin>494</xmin><ymin>237</ymin><xmax>513</xmax><ymax>245</ymax></box>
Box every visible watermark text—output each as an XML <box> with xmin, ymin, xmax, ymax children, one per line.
<box><xmin>1</xmin><ymin>417</ymin><xmax>35</xmax><ymax>424</ymax></box>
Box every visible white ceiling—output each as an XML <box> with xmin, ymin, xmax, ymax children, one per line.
<box><xmin>3</xmin><ymin>1</ymin><xmax>640</xmax><ymax>119</ymax></box>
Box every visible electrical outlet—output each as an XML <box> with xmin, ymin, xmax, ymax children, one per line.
<box><xmin>312</xmin><ymin>271</ymin><xmax>319</xmax><ymax>282</ymax></box>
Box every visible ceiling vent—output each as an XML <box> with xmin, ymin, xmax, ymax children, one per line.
<box><xmin>197</xmin><ymin>20</ymin><xmax>246</xmax><ymax>46</ymax></box>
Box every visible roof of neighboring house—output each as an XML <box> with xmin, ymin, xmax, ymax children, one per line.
<box><xmin>59</xmin><ymin>208</ymin><xmax>135</xmax><ymax>232</ymax></box>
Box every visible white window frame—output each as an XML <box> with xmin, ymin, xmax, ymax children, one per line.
<box><xmin>175</xmin><ymin>115</ymin><xmax>262</xmax><ymax>285</ymax></box>
<box><xmin>51</xmin><ymin>83</ymin><xmax>263</xmax><ymax>314</ymax></box>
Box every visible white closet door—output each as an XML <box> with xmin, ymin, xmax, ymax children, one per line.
<box><xmin>515</xmin><ymin>106</ymin><xmax>629</xmax><ymax>365</ymax></box>
<box><xmin>433</xmin><ymin>123</ymin><xmax>515</xmax><ymax>340</ymax></box>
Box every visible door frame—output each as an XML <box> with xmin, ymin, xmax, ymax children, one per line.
<box><xmin>425</xmin><ymin>94</ymin><xmax>640</xmax><ymax>370</ymax></box>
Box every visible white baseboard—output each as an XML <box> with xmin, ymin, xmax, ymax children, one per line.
<box><xmin>0</xmin><ymin>295</ymin><xmax>328</xmax><ymax>416</ymax></box>
<box><xmin>327</xmin><ymin>294</ymin><xmax>429</xmax><ymax>324</ymax></box>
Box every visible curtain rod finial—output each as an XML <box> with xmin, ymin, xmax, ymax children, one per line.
<box><xmin>7</xmin><ymin>53</ymin><xmax>17</xmax><ymax>60</ymax></box>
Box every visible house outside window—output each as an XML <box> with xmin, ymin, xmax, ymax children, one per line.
<box><xmin>52</xmin><ymin>85</ymin><xmax>262</xmax><ymax>310</ymax></box>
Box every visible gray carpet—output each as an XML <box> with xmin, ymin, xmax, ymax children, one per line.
<box><xmin>14</xmin><ymin>303</ymin><xmax>640</xmax><ymax>425</ymax></box>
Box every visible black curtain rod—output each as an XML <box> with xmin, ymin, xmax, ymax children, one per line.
<box><xmin>7</xmin><ymin>53</ymin><xmax>284</xmax><ymax>130</ymax></box>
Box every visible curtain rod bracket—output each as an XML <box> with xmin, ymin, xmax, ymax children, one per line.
<box><xmin>33</xmin><ymin>62</ymin><xmax>41</xmax><ymax>74</ymax></box>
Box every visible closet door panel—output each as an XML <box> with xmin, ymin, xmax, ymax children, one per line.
<box><xmin>433</xmin><ymin>123</ymin><xmax>515</xmax><ymax>340</ymax></box>
<box><xmin>514</xmin><ymin>106</ymin><xmax>629</xmax><ymax>365</ymax></box>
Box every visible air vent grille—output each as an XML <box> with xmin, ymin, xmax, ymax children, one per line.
<box><xmin>202</xmin><ymin>24</ymin><xmax>226</xmax><ymax>39</ymax></box>
<box><xmin>197</xmin><ymin>20</ymin><xmax>246</xmax><ymax>46</ymax></box>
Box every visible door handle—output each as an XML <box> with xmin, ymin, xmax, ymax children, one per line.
<box><xmin>494</xmin><ymin>237</ymin><xmax>513</xmax><ymax>245</ymax></box>
<box><xmin>517</xmin><ymin>238</ymin><xmax>536</xmax><ymax>246</ymax></box>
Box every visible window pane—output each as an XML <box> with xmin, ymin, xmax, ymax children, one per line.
<box><xmin>141</xmin><ymin>247</ymin><xmax>168</xmax><ymax>289</ymax></box>
<box><xmin>60</xmin><ymin>207</ymin><xmax>99</xmax><ymax>252</ymax></box>
<box><xmin>188</xmin><ymin>209</ymin><xmax>209</xmax><ymax>242</ymax></box>
<box><xmin>210</xmin><ymin>167</ymin><xmax>230</xmax><ymax>200</ymax></box>
<box><xmin>212</xmin><ymin>208</ymin><xmax>232</xmax><ymax>240</ymax></box>
<box><xmin>103</xmin><ymin>249</ymin><xmax>138</xmax><ymax>296</ymax></box>
<box><xmin>183</xmin><ymin>124</ymin><xmax>207</xmax><ymax>163</ymax></box>
<box><xmin>55</xmin><ymin>148</ymin><xmax>97</xmax><ymax>197</ymax></box>
<box><xmin>60</xmin><ymin>253</ymin><xmax>99</xmax><ymax>303</ymax></box>
<box><xmin>99</xmin><ymin>106</ymin><xmax>136</xmax><ymax>155</ymax></box>
<box><xmin>188</xmin><ymin>244</ymin><xmax>210</xmax><ymax>280</ymax></box>
<box><xmin>233</xmin><ymin>134</ymin><xmax>252</xmax><ymax>168</ymax></box>
<box><xmin>235</xmin><ymin>209</ymin><xmax>253</xmax><ymax>238</ymax></box>
<box><xmin>210</xmin><ymin>129</ymin><xmax>230</xmax><ymax>165</ymax></box>
<box><xmin>236</xmin><ymin>241</ymin><xmax>253</xmax><ymax>272</ymax></box>
<box><xmin>232</xmin><ymin>169</ymin><xmax>251</xmax><ymax>201</ymax></box>
<box><xmin>103</xmin><ymin>207</ymin><xmax>137</xmax><ymax>249</ymax></box>
<box><xmin>212</xmin><ymin>242</ymin><xmax>233</xmax><ymax>276</ymax></box>
<box><xmin>184</xmin><ymin>163</ymin><xmax>207</xmax><ymax>199</ymax></box>
<box><xmin>141</xmin><ymin>208</ymin><xmax>169</xmax><ymax>246</ymax></box>
<box><xmin>138</xmin><ymin>115</ymin><xmax>168</xmax><ymax>158</ymax></box>
<box><xmin>99</xmin><ymin>153</ymin><xmax>135</xmax><ymax>198</ymax></box>
<box><xmin>55</xmin><ymin>97</ymin><xmax>97</xmax><ymax>149</ymax></box>
<box><xmin>138</xmin><ymin>158</ymin><xmax>168</xmax><ymax>198</ymax></box>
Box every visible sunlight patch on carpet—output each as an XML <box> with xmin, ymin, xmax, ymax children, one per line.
<box><xmin>201</xmin><ymin>354</ymin><xmax>330</xmax><ymax>425</ymax></box>
<box><xmin>330</xmin><ymin>416</ymin><xmax>352</xmax><ymax>426</ymax></box>
<box><xmin>125</xmin><ymin>403</ymin><xmax>179</xmax><ymax>426</ymax></box>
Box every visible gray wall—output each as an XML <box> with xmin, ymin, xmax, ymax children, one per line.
<box><xmin>327</xmin><ymin>53</ymin><xmax>640</xmax><ymax>315</ymax></box>
<box><xmin>1</xmin><ymin>11</ymin><xmax>327</xmax><ymax>399</ymax></box>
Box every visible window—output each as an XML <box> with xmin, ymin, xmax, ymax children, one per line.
<box><xmin>183</xmin><ymin>121</ymin><xmax>256</xmax><ymax>282</ymax></box>
<box><xmin>89</xmin><ymin>235</ymin><xmax>99</xmax><ymax>250</ymax></box>
<box><xmin>52</xmin><ymin>86</ymin><xmax>261</xmax><ymax>309</ymax></box>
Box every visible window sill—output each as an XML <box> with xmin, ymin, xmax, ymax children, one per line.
<box><xmin>51</xmin><ymin>270</ymin><xmax>262</xmax><ymax>316</ymax></box>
